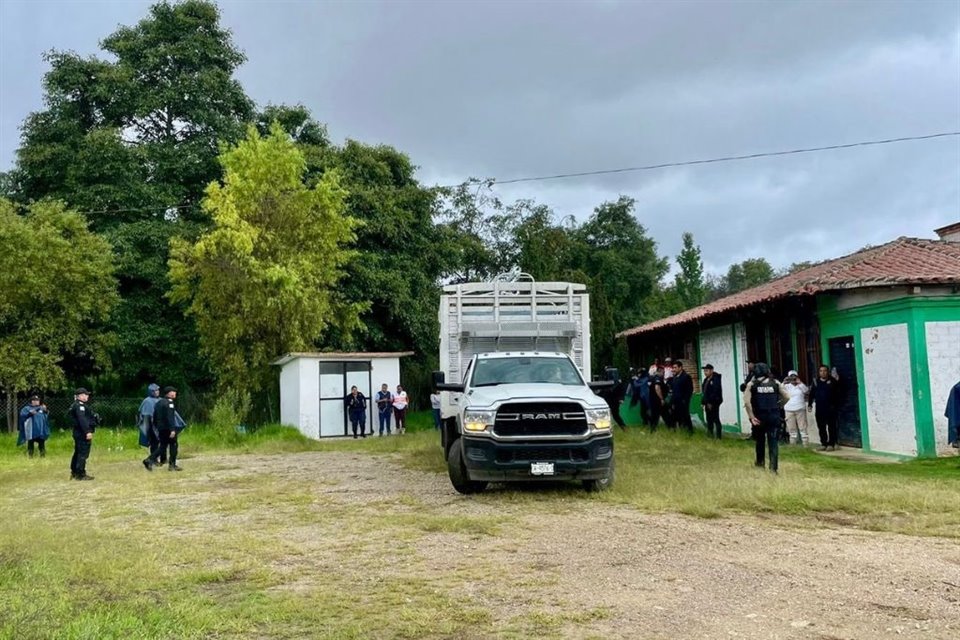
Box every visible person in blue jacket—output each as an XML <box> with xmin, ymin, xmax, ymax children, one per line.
<box><xmin>18</xmin><ymin>395</ymin><xmax>51</xmax><ymax>457</ymax></box>
<box><xmin>138</xmin><ymin>383</ymin><xmax>162</xmax><ymax>467</ymax></box>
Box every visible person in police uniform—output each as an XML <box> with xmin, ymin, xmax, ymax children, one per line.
<box><xmin>149</xmin><ymin>386</ymin><xmax>183</xmax><ymax>471</ymax></box>
<box><xmin>742</xmin><ymin>363</ymin><xmax>791</xmax><ymax>473</ymax></box>
<box><xmin>69</xmin><ymin>388</ymin><xmax>99</xmax><ymax>480</ymax></box>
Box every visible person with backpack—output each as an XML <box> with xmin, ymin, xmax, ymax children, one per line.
<box><xmin>742</xmin><ymin>363</ymin><xmax>790</xmax><ymax>473</ymax></box>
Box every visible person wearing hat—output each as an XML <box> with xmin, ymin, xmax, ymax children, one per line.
<box><xmin>782</xmin><ymin>370</ymin><xmax>810</xmax><ymax>445</ymax></box>
<box><xmin>700</xmin><ymin>365</ymin><xmax>724</xmax><ymax>439</ymax></box>
<box><xmin>138</xmin><ymin>384</ymin><xmax>162</xmax><ymax>467</ymax></box>
<box><xmin>147</xmin><ymin>386</ymin><xmax>183</xmax><ymax>471</ymax></box>
<box><xmin>742</xmin><ymin>363</ymin><xmax>791</xmax><ymax>473</ymax></box>
<box><xmin>18</xmin><ymin>395</ymin><xmax>51</xmax><ymax>457</ymax></box>
<box><xmin>69</xmin><ymin>388</ymin><xmax>99</xmax><ymax>480</ymax></box>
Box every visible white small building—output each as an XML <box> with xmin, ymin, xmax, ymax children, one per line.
<box><xmin>273</xmin><ymin>352</ymin><xmax>413</xmax><ymax>438</ymax></box>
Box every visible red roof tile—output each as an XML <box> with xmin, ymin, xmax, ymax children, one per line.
<box><xmin>618</xmin><ymin>237</ymin><xmax>960</xmax><ymax>337</ymax></box>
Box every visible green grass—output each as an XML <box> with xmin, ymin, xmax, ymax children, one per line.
<box><xmin>0</xmin><ymin>417</ymin><xmax>957</xmax><ymax>639</ymax></box>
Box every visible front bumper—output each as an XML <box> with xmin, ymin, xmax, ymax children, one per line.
<box><xmin>461</xmin><ymin>434</ymin><xmax>613</xmax><ymax>482</ymax></box>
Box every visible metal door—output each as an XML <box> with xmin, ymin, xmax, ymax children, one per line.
<box><xmin>318</xmin><ymin>361</ymin><xmax>373</xmax><ymax>437</ymax></box>
<box><xmin>827</xmin><ymin>336</ymin><xmax>862</xmax><ymax>448</ymax></box>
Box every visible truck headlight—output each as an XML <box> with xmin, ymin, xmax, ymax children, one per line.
<box><xmin>586</xmin><ymin>408</ymin><xmax>612</xmax><ymax>430</ymax></box>
<box><xmin>463</xmin><ymin>410</ymin><xmax>496</xmax><ymax>432</ymax></box>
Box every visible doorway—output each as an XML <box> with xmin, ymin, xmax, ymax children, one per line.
<box><xmin>318</xmin><ymin>361</ymin><xmax>372</xmax><ymax>437</ymax></box>
<box><xmin>827</xmin><ymin>336</ymin><xmax>862</xmax><ymax>448</ymax></box>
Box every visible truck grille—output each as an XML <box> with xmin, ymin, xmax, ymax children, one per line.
<box><xmin>493</xmin><ymin>402</ymin><xmax>588</xmax><ymax>437</ymax></box>
<box><xmin>495</xmin><ymin>448</ymin><xmax>591</xmax><ymax>463</ymax></box>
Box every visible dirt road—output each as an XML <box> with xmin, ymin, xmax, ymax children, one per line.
<box><xmin>200</xmin><ymin>450</ymin><xmax>959</xmax><ymax>639</ymax></box>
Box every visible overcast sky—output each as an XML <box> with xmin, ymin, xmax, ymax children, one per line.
<box><xmin>2</xmin><ymin>0</ymin><xmax>959</xmax><ymax>275</ymax></box>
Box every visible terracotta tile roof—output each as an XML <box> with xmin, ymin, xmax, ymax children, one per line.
<box><xmin>618</xmin><ymin>237</ymin><xmax>960</xmax><ymax>337</ymax></box>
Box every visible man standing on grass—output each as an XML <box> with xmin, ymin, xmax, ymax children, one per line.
<box><xmin>782</xmin><ymin>371</ymin><xmax>810</xmax><ymax>445</ymax></box>
<box><xmin>138</xmin><ymin>384</ymin><xmax>161</xmax><ymax>467</ymax></box>
<box><xmin>701</xmin><ymin>365</ymin><xmax>723</xmax><ymax>439</ymax></box>
<box><xmin>18</xmin><ymin>395</ymin><xmax>51</xmax><ymax>458</ymax></box>
<box><xmin>808</xmin><ymin>365</ymin><xmax>841</xmax><ymax>451</ymax></box>
<box><xmin>345</xmin><ymin>385</ymin><xmax>368</xmax><ymax>439</ymax></box>
<box><xmin>670</xmin><ymin>360</ymin><xmax>694</xmax><ymax>433</ymax></box>
<box><xmin>376</xmin><ymin>383</ymin><xmax>393</xmax><ymax>436</ymax></box>
<box><xmin>147</xmin><ymin>387</ymin><xmax>183</xmax><ymax>471</ymax></box>
<box><xmin>393</xmin><ymin>385</ymin><xmax>408</xmax><ymax>434</ymax></box>
<box><xmin>430</xmin><ymin>389</ymin><xmax>442</xmax><ymax>430</ymax></box>
<box><xmin>648</xmin><ymin>367</ymin><xmax>668</xmax><ymax>430</ymax></box>
<box><xmin>69</xmin><ymin>388</ymin><xmax>99</xmax><ymax>480</ymax></box>
<box><xmin>743</xmin><ymin>363</ymin><xmax>791</xmax><ymax>474</ymax></box>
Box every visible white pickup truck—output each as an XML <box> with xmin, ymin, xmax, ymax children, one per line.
<box><xmin>434</xmin><ymin>277</ymin><xmax>615</xmax><ymax>494</ymax></box>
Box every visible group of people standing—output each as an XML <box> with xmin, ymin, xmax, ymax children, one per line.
<box><xmin>344</xmin><ymin>384</ymin><xmax>409</xmax><ymax>438</ymax></box>
<box><xmin>628</xmin><ymin>358</ymin><xmax>698</xmax><ymax>434</ymax></box>
<box><xmin>625</xmin><ymin>357</ymin><xmax>845</xmax><ymax>474</ymax></box>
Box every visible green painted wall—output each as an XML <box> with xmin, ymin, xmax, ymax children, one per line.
<box><xmin>818</xmin><ymin>295</ymin><xmax>960</xmax><ymax>458</ymax></box>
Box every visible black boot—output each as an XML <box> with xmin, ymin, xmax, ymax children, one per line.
<box><xmin>168</xmin><ymin>464</ymin><xmax>182</xmax><ymax>472</ymax></box>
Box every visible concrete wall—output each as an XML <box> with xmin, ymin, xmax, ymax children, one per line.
<box><xmin>925</xmin><ymin>321</ymin><xmax>960</xmax><ymax>453</ymax></box>
<box><xmin>279</xmin><ymin>360</ymin><xmax>300</xmax><ymax>433</ymax></box>
<box><xmin>370</xmin><ymin>358</ymin><xmax>402</xmax><ymax>391</ymax></box>
<box><xmin>860</xmin><ymin>323</ymin><xmax>917</xmax><ymax>455</ymax></box>
<box><xmin>298</xmin><ymin>358</ymin><xmax>321</xmax><ymax>438</ymax></box>
<box><xmin>698</xmin><ymin>325</ymin><xmax>740</xmax><ymax>428</ymax></box>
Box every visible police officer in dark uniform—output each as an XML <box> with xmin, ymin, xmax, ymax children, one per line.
<box><xmin>742</xmin><ymin>363</ymin><xmax>790</xmax><ymax>473</ymax></box>
<box><xmin>69</xmin><ymin>388</ymin><xmax>99</xmax><ymax>480</ymax></box>
<box><xmin>149</xmin><ymin>386</ymin><xmax>183</xmax><ymax>471</ymax></box>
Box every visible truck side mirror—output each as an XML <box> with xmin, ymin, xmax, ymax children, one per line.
<box><xmin>436</xmin><ymin>382</ymin><xmax>466</xmax><ymax>393</ymax></box>
<box><xmin>432</xmin><ymin>370</ymin><xmax>446</xmax><ymax>387</ymax></box>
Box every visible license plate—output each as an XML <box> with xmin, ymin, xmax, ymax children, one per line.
<box><xmin>530</xmin><ymin>462</ymin><xmax>555</xmax><ymax>476</ymax></box>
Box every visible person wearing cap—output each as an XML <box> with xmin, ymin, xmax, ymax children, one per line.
<box><xmin>148</xmin><ymin>386</ymin><xmax>183</xmax><ymax>471</ymax></box>
<box><xmin>782</xmin><ymin>370</ymin><xmax>810</xmax><ymax>445</ymax></box>
<box><xmin>700</xmin><ymin>365</ymin><xmax>724</xmax><ymax>439</ymax></box>
<box><xmin>18</xmin><ymin>395</ymin><xmax>51</xmax><ymax>457</ymax></box>
<box><xmin>742</xmin><ymin>363</ymin><xmax>791</xmax><ymax>473</ymax></box>
<box><xmin>669</xmin><ymin>360</ymin><xmax>694</xmax><ymax>433</ymax></box>
<box><xmin>138</xmin><ymin>384</ymin><xmax>162</xmax><ymax>466</ymax></box>
<box><xmin>69</xmin><ymin>388</ymin><xmax>99</xmax><ymax>480</ymax></box>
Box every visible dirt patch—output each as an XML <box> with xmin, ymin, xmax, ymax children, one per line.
<box><xmin>187</xmin><ymin>450</ymin><xmax>960</xmax><ymax>639</ymax></box>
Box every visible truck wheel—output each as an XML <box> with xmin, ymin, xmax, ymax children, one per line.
<box><xmin>447</xmin><ymin>439</ymin><xmax>487</xmax><ymax>495</ymax></box>
<box><xmin>583</xmin><ymin>459</ymin><xmax>615</xmax><ymax>492</ymax></box>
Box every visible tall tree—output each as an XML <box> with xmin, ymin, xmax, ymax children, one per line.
<box><xmin>7</xmin><ymin>0</ymin><xmax>255</xmax><ymax>393</ymax></box>
<box><xmin>572</xmin><ymin>196</ymin><xmax>669</xmax><ymax>369</ymax></box>
<box><xmin>168</xmin><ymin>124</ymin><xmax>362</xmax><ymax>394</ymax></box>
<box><xmin>674</xmin><ymin>232</ymin><xmax>705</xmax><ymax>310</ymax></box>
<box><xmin>0</xmin><ymin>199</ymin><xmax>117</xmax><ymax>430</ymax></box>
<box><xmin>725</xmin><ymin>258</ymin><xmax>776</xmax><ymax>294</ymax></box>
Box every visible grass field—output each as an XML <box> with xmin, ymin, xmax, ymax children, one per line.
<box><xmin>1</xmin><ymin>417</ymin><xmax>957</xmax><ymax>639</ymax></box>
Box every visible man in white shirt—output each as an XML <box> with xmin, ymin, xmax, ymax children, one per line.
<box><xmin>393</xmin><ymin>385</ymin><xmax>409</xmax><ymax>434</ymax></box>
<box><xmin>430</xmin><ymin>390</ymin><xmax>442</xmax><ymax>431</ymax></box>
<box><xmin>782</xmin><ymin>370</ymin><xmax>810</xmax><ymax>445</ymax></box>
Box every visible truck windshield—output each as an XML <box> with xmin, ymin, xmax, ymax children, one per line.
<box><xmin>471</xmin><ymin>357</ymin><xmax>583</xmax><ymax>387</ymax></box>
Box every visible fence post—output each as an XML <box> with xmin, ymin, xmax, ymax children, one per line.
<box><xmin>5</xmin><ymin>387</ymin><xmax>17</xmax><ymax>434</ymax></box>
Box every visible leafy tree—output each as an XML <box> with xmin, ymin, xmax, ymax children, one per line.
<box><xmin>0</xmin><ymin>199</ymin><xmax>117</xmax><ymax>430</ymax></box>
<box><xmin>573</xmin><ymin>196</ymin><xmax>668</xmax><ymax>367</ymax></box>
<box><xmin>725</xmin><ymin>257</ymin><xmax>775</xmax><ymax>294</ymax></box>
<box><xmin>674</xmin><ymin>232</ymin><xmax>705</xmax><ymax>310</ymax></box>
<box><xmin>7</xmin><ymin>0</ymin><xmax>255</xmax><ymax>393</ymax></box>
<box><xmin>168</xmin><ymin>124</ymin><xmax>363</xmax><ymax>394</ymax></box>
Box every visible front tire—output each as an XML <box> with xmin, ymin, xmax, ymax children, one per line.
<box><xmin>583</xmin><ymin>458</ymin><xmax>615</xmax><ymax>492</ymax></box>
<box><xmin>447</xmin><ymin>438</ymin><xmax>488</xmax><ymax>495</ymax></box>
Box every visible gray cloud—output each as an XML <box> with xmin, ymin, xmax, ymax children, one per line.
<box><xmin>2</xmin><ymin>0</ymin><xmax>958</xmax><ymax>275</ymax></box>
